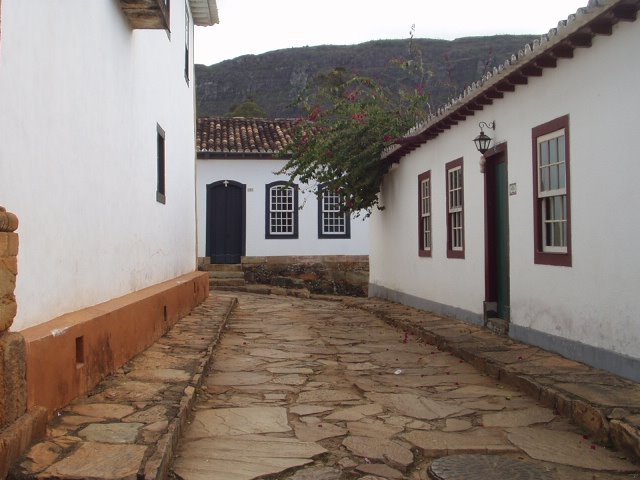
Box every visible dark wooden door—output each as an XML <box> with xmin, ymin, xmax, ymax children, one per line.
<box><xmin>206</xmin><ymin>180</ymin><xmax>245</xmax><ymax>264</ymax></box>
<box><xmin>485</xmin><ymin>147</ymin><xmax>510</xmax><ymax>322</ymax></box>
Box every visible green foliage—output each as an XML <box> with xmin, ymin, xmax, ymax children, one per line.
<box><xmin>280</xmin><ymin>60</ymin><xmax>431</xmax><ymax>215</ymax></box>
<box><xmin>226</xmin><ymin>97</ymin><xmax>267</xmax><ymax>118</ymax></box>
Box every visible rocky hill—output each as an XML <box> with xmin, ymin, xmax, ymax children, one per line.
<box><xmin>195</xmin><ymin>35</ymin><xmax>537</xmax><ymax>118</ymax></box>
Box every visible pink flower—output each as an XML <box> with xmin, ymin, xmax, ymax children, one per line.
<box><xmin>383</xmin><ymin>134</ymin><xmax>394</xmax><ymax>143</ymax></box>
<box><xmin>308</xmin><ymin>107</ymin><xmax>322</xmax><ymax>122</ymax></box>
<box><xmin>351</xmin><ymin>113</ymin><xmax>367</xmax><ymax>123</ymax></box>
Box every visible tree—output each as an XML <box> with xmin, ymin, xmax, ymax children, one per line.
<box><xmin>226</xmin><ymin>97</ymin><xmax>267</xmax><ymax>118</ymax></box>
<box><xmin>280</xmin><ymin>50</ymin><xmax>431</xmax><ymax>216</ymax></box>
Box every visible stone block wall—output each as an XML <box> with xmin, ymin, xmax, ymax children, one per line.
<box><xmin>242</xmin><ymin>255</ymin><xmax>369</xmax><ymax>297</ymax></box>
<box><xmin>0</xmin><ymin>206</ymin><xmax>47</xmax><ymax>479</ymax></box>
<box><xmin>0</xmin><ymin>206</ymin><xmax>26</xmax><ymax>428</ymax></box>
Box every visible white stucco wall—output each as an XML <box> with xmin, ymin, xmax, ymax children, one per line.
<box><xmin>371</xmin><ymin>19</ymin><xmax>640</xmax><ymax>362</ymax></box>
<box><xmin>370</xmin><ymin>124</ymin><xmax>487</xmax><ymax>320</ymax></box>
<box><xmin>196</xmin><ymin>158</ymin><xmax>369</xmax><ymax>257</ymax></box>
<box><xmin>0</xmin><ymin>1</ymin><xmax>198</xmax><ymax>330</ymax></box>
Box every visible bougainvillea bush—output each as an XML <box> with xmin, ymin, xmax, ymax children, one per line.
<box><xmin>280</xmin><ymin>59</ymin><xmax>431</xmax><ymax>216</ymax></box>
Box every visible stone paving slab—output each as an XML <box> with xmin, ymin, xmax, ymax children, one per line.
<box><xmin>9</xmin><ymin>294</ymin><xmax>236</xmax><ymax>480</ymax></box>
<box><xmin>13</xmin><ymin>289</ymin><xmax>640</xmax><ymax>479</ymax></box>
<box><xmin>172</xmin><ymin>292</ymin><xmax>639</xmax><ymax>480</ymax></box>
<box><xmin>338</xmin><ymin>295</ymin><xmax>640</xmax><ymax>463</ymax></box>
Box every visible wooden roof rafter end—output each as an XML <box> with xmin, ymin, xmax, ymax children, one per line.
<box><xmin>612</xmin><ymin>2</ymin><xmax>639</xmax><ymax>21</ymax></box>
<box><xmin>382</xmin><ymin>0</ymin><xmax>640</xmax><ymax>167</ymax></box>
<box><xmin>568</xmin><ymin>31</ymin><xmax>594</xmax><ymax>47</ymax></box>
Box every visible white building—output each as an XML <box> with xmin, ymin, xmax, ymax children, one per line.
<box><xmin>0</xmin><ymin>0</ymin><xmax>218</xmax><ymax>414</ymax></box>
<box><xmin>196</xmin><ymin>117</ymin><xmax>369</xmax><ymax>263</ymax></box>
<box><xmin>370</xmin><ymin>0</ymin><xmax>640</xmax><ymax>381</ymax></box>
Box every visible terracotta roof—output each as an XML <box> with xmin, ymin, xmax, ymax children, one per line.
<box><xmin>384</xmin><ymin>0</ymin><xmax>640</xmax><ymax>163</ymax></box>
<box><xmin>196</xmin><ymin>117</ymin><xmax>297</xmax><ymax>158</ymax></box>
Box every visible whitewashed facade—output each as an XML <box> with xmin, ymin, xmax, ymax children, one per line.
<box><xmin>196</xmin><ymin>158</ymin><xmax>370</xmax><ymax>258</ymax></box>
<box><xmin>370</xmin><ymin>0</ymin><xmax>640</xmax><ymax>381</ymax></box>
<box><xmin>196</xmin><ymin>118</ymin><xmax>369</xmax><ymax>262</ymax></box>
<box><xmin>0</xmin><ymin>0</ymin><xmax>218</xmax><ymax>330</ymax></box>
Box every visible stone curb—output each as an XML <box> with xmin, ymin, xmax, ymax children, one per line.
<box><xmin>211</xmin><ymin>285</ymin><xmax>640</xmax><ymax>464</ymax></box>
<box><xmin>8</xmin><ymin>295</ymin><xmax>238</xmax><ymax>480</ymax></box>
<box><xmin>142</xmin><ymin>296</ymin><xmax>237</xmax><ymax>480</ymax></box>
<box><xmin>0</xmin><ymin>408</ymin><xmax>48</xmax><ymax>479</ymax></box>
<box><xmin>343</xmin><ymin>298</ymin><xmax>640</xmax><ymax>465</ymax></box>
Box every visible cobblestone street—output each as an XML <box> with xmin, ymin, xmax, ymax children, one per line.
<box><xmin>172</xmin><ymin>293</ymin><xmax>640</xmax><ymax>480</ymax></box>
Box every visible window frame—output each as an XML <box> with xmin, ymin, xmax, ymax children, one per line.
<box><xmin>418</xmin><ymin>171</ymin><xmax>432</xmax><ymax>257</ymax></box>
<box><xmin>446</xmin><ymin>158</ymin><xmax>464</xmax><ymax>258</ymax></box>
<box><xmin>532</xmin><ymin>115</ymin><xmax>572</xmax><ymax>267</ymax></box>
<box><xmin>265</xmin><ymin>181</ymin><xmax>299</xmax><ymax>239</ymax></box>
<box><xmin>156</xmin><ymin>124</ymin><xmax>166</xmax><ymax>204</ymax></box>
<box><xmin>317</xmin><ymin>185</ymin><xmax>351</xmax><ymax>239</ymax></box>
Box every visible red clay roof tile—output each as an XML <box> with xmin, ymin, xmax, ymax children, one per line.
<box><xmin>196</xmin><ymin>117</ymin><xmax>296</xmax><ymax>154</ymax></box>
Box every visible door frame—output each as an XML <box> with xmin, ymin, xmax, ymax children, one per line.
<box><xmin>205</xmin><ymin>179</ymin><xmax>246</xmax><ymax>263</ymax></box>
<box><xmin>483</xmin><ymin>143</ymin><xmax>510</xmax><ymax>329</ymax></box>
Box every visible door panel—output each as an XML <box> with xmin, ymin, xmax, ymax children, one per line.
<box><xmin>494</xmin><ymin>160</ymin><xmax>510</xmax><ymax>318</ymax></box>
<box><xmin>206</xmin><ymin>180</ymin><xmax>245</xmax><ymax>264</ymax></box>
<box><xmin>484</xmin><ymin>147</ymin><xmax>510</xmax><ymax>324</ymax></box>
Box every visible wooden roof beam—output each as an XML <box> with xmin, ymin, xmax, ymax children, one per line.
<box><xmin>534</xmin><ymin>54</ymin><xmax>558</xmax><ymax>69</ymax></box>
<box><xmin>476</xmin><ymin>95</ymin><xmax>494</xmax><ymax>106</ymax></box>
<box><xmin>522</xmin><ymin>64</ymin><xmax>543</xmax><ymax>77</ymax></box>
<box><xmin>568</xmin><ymin>32</ymin><xmax>593</xmax><ymax>48</ymax></box>
<box><xmin>612</xmin><ymin>3</ymin><xmax>639</xmax><ymax>21</ymax></box>
<box><xmin>589</xmin><ymin>19</ymin><xmax>614</xmax><ymax>35</ymax></box>
<box><xmin>507</xmin><ymin>72</ymin><xmax>528</xmax><ymax>85</ymax></box>
<box><xmin>450</xmin><ymin>112</ymin><xmax>467</xmax><ymax>122</ymax></box>
<box><xmin>496</xmin><ymin>81</ymin><xmax>516</xmax><ymax>92</ymax></box>
<box><xmin>458</xmin><ymin>106</ymin><xmax>476</xmax><ymax>117</ymax></box>
<box><xmin>486</xmin><ymin>88</ymin><xmax>504</xmax><ymax>99</ymax></box>
<box><xmin>551</xmin><ymin>43</ymin><xmax>574</xmax><ymax>58</ymax></box>
<box><xmin>467</xmin><ymin>102</ymin><xmax>485</xmax><ymax>111</ymax></box>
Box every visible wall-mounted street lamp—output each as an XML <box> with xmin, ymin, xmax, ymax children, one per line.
<box><xmin>473</xmin><ymin>121</ymin><xmax>496</xmax><ymax>154</ymax></box>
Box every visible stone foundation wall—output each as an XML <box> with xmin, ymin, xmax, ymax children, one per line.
<box><xmin>0</xmin><ymin>206</ymin><xmax>48</xmax><ymax>479</ymax></box>
<box><xmin>242</xmin><ymin>255</ymin><xmax>369</xmax><ymax>297</ymax></box>
<box><xmin>22</xmin><ymin>271</ymin><xmax>209</xmax><ymax>416</ymax></box>
<box><xmin>0</xmin><ymin>206</ymin><xmax>24</xmax><ymax>428</ymax></box>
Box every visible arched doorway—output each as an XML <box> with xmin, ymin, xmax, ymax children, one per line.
<box><xmin>206</xmin><ymin>180</ymin><xmax>246</xmax><ymax>264</ymax></box>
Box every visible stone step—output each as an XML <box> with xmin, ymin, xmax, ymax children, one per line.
<box><xmin>208</xmin><ymin>271</ymin><xmax>245</xmax><ymax>279</ymax></box>
<box><xmin>210</xmin><ymin>278</ymin><xmax>246</xmax><ymax>287</ymax></box>
<box><xmin>200</xmin><ymin>263</ymin><xmax>243</xmax><ymax>272</ymax></box>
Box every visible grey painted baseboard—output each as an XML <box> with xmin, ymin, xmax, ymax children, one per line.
<box><xmin>368</xmin><ymin>283</ymin><xmax>483</xmax><ymax>326</ymax></box>
<box><xmin>368</xmin><ymin>283</ymin><xmax>640</xmax><ymax>383</ymax></box>
<box><xmin>510</xmin><ymin>324</ymin><xmax>640</xmax><ymax>383</ymax></box>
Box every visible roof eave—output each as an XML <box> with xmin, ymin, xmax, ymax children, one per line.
<box><xmin>189</xmin><ymin>0</ymin><xmax>219</xmax><ymax>26</ymax></box>
<box><xmin>383</xmin><ymin>0</ymin><xmax>640</xmax><ymax>165</ymax></box>
<box><xmin>197</xmin><ymin>151</ymin><xmax>291</xmax><ymax>160</ymax></box>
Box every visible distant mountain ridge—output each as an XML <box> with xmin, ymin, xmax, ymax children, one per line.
<box><xmin>195</xmin><ymin>35</ymin><xmax>537</xmax><ymax>118</ymax></box>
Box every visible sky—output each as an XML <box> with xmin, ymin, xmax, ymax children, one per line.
<box><xmin>194</xmin><ymin>0</ymin><xmax>589</xmax><ymax>66</ymax></box>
